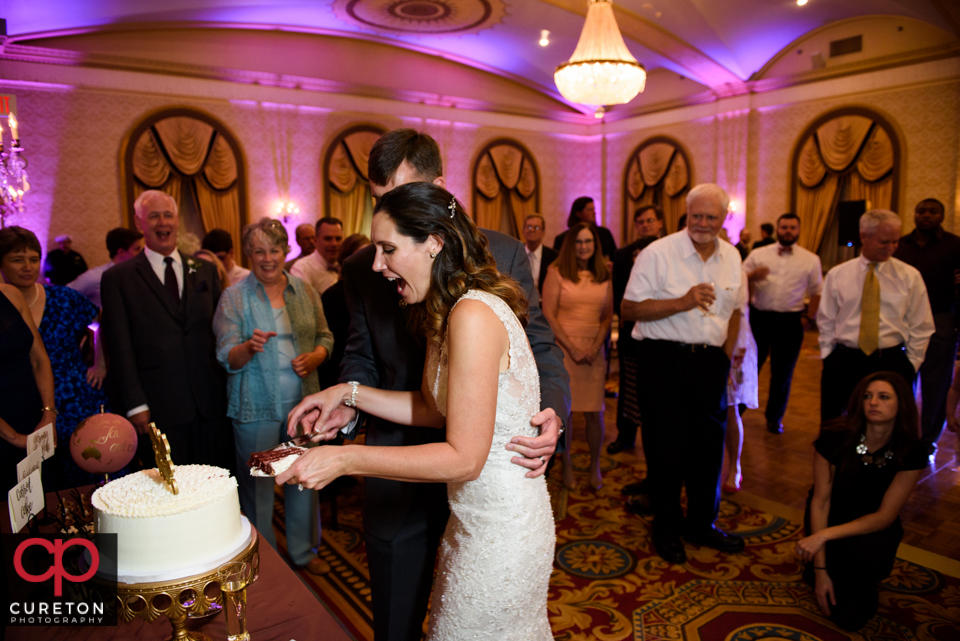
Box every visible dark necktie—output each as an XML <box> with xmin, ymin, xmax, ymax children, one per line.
<box><xmin>164</xmin><ymin>256</ymin><xmax>180</xmax><ymax>305</ymax></box>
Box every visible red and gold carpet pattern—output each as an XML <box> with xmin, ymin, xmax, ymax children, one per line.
<box><xmin>274</xmin><ymin>443</ymin><xmax>960</xmax><ymax>641</ymax></box>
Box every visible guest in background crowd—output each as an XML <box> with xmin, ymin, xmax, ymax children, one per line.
<box><xmin>743</xmin><ymin>213</ymin><xmax>823</xmax><ymax>434</ymax></box>
<box><xmin>292</xmin><ymin>217</ymin><xmax>343</xmax><ymax>295</ymax></box>
<box><xmin>101</xmin><ymin>190</ymin><xmax>231</xmax><ymax>470</ymax></box>
<box><xmin>43</xmin><ymin>234</ymin><xmax>88</xmax><ymax>286</ymax></box>
<box><xmin>722</xmin><ymin>266</ymin><xmax>758</xmax><ymax>494</ymax></box>
<box><xmin>318</xmin><ymin>233</ymin><xmax>370</xmax><ymax>390</ymax></box>
<box><xmin>753</xmin><ymin>223</ymin><xmax>775</xmax><ymax>249</ymax></box>
<box><xmin>68</xmin><ymin>228</ymin><xmax>145</xmax><ymax>309</ymax></box>
<box><xmin>523</xmin><ymin>214</ymin><xmax>558</xmax><ymax>293</ymax></box>
<box><xmin>818</xmin><ymin>210</ymin><xmax>934</xmax><ymax>423</ymax></box>
<box><xmin>633</xmin><ymin>205</ymin><xmax>665</xmax><ymax>239</ymax></box>
<box><xmin>797</xmin><ymin>371</ymin><xmax>925</xmax><ymax>631</ymax></box>
<box><xmin>893</xmin><ymin>198</ymin><xmax>960</xmax><ymax>454</ymax></box>
<box><xmin>202</xmin><ymin>228</ymin><xmax>250</xmax><ymax>286</ymax></box>
<box><xmin>735</xmin><ymin>228</ymin><xmax>751</xmax><ymax>261</ymax></box>
<box><xmin>0</xmin><ymin>282</ymin><xmax>56</xmax><ymax>490</ymax></box>
<box><xmin>543</xmin><ymin>222</ymin><xmax>613</xmax><ymax>490</ymax></box>
<box><xmin>214</xmin><ymin>217</ymin><xmax>334</xmax><ymax>576</ymax></box>
<box><xmin>553</xmin><ymin>197</ymin><xmax>617</xmax><ymax>261</ymax></box>
<box><xmin>286</xmin><ymin>223</ymin><xmax>317</xmax><ymax>271</ymax></box>
<box><xmin>677</xmin><ymin>213</ymin><xmax>687</xmax><ymax>231</ymax></box>
<box><xmin>194</xmin><ymin>249</ymin><xmax>231</xmax><ymax>291</ymax></box>
<box><xmin>622</xmin><ymin>183</ymin><xmax>746</xmax><ymax>564</ymax></box>
<box><xmin>1</xmin><ymin>226</ymin><xmax>109</xmax><ymax>487</ymax></box>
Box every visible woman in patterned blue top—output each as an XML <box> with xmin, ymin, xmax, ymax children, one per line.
<box><xmin>0</xmin><ymin>226</ymin><xmax>113</xmax><ymax>489</ymax></box>
<box><xmin>214</xmin><ymin>217</ymin><xmax>334</xmax><ymax>576</ymax></box>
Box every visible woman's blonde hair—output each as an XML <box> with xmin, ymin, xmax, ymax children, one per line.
<box><xmin>373</xmin><ymin>182</ymin><xmax>528</xmax><ymax>337</ymax></box>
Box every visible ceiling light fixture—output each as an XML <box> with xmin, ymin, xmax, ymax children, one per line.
<box><xmin>797</xmin><ymin>0</ymin><xmax>808</xmax><ymax>6</ymax></box>
<box><xmin>554</xmin><ymin>0</ymin><xmax>646</xmax><ymax>107</ymax></box>
<box><xmin>539</xmin><ymin>30</ymin><xmax>550</xmax><ymax>47</ymax></box>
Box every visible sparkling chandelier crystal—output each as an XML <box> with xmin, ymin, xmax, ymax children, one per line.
<box><xmin>0</xmin><ymin>114</ymin><xmax>30</xmax><ymax>227</ymax></box>
<box><xmin>554</xmin><ymin>0</ymin><xmax>646</xmax><ymax>107</ymax></box>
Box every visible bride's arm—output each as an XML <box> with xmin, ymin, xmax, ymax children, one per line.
<box><xmin>279</xmin><ymin>300</ymin><xmax>507</xmax><ymax>487</ymax></box>
<box><xmin>320</xmin><ymin>382</ymin><xmax>446</xmax><ymax>429</ymax></box>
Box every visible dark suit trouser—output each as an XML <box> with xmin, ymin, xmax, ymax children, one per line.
<box><xmin>364</xmin><ymin>485</ymin><xmax>449</xmax><ymax>641</ymax></box>
<box><xmin>919</xmin><ymin>313</ymin><xmax>960</xmax><ymax>449</ymax></box>
<box><xmin>614</xmin><ymin>332</ymin><xmax>642</xmax><ymax>446</ymax></box>
<box><xmin>750</xmin><ymin>306</ymin><xmax>805</xmax><ymax>425</ymax></box>
<box><xmin>820</xmin><ymin>344</ymin><xmax>915</xmax><ymax>422</ymax></box>
<box><xmin>635</xmin><ymin>340</ymin><xmax>729</xmax><ymax>536</ymax></box>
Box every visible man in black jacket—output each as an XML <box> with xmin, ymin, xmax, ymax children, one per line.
<box><xmin>284</xmin><ymin>129</ymin><xmax>570</xmax><ymax>641</ymax></box>
<box><xmin>523</xmin><ymin>213</ymin><xmax>559</xmax><ymax>293</ymax></box>
<box><xmin>101</xmin><ymin>190</ymin><xmax>230</xmax><ymax>469</ymax></box>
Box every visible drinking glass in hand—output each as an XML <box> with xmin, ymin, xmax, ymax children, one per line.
<box><xmin>219</xmin><ymin>561</ymin><xmax>252</xmax><ymax>641</ymax></box>
<box><xmin>701</xmin><ymin>282</ymin><xmax>716</xmax><ymax>317</ymax></box>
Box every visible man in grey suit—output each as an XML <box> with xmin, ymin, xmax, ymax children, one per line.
<box><xmin>101</xmin><ymin>190</ymin><xmax>231</xmax><ymax>469</ymax></box>
<box><xmin>284</xmin><ymin>130</ymin><xmax>570</xmax><ymax>641</ymax></box>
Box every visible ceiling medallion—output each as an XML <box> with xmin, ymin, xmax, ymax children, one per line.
<box><xmin>332</xmin><ymin>0</ymin><xmax>505</xmax><ymax>35</ymax></box>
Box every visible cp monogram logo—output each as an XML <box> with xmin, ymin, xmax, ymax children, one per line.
<box><xmin>13</xmin><ymin>538</ymin><xmax>100</xmax><ymax>597</ymax></box>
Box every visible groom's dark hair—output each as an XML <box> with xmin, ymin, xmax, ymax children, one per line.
<box><xmin>368</xmin><ymin>129</ymin><xmax>443</xmax><ymax>187</ymax></box>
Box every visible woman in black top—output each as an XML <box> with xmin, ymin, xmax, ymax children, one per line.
<box><xmin>797</xmin><ymin>371</ymin><xmax>926</xmax><ymax>630</ymax></box>
<box><xmin>552</xmin><ymin>197</ymin><xmax>617</xmax><ymax>261</ymax></box>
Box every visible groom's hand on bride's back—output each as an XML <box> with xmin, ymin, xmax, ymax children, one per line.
<box><xmin>506</xmin><ymin>407</ymin><xmax>562</xmax><ymax>479</ymax></box>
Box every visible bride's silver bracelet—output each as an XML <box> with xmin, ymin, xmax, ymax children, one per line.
<box><xmin>344</xmin><ymin>381</ymin><xmax>360</xmax><ymax>407</ymax></box>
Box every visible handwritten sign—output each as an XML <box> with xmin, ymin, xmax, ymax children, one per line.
<box><xmin>8</xmin><ymin>469</ymin><xmax>43</xmax><ymax>533</ymax></box>
<box><xmin>26</xmin><ymin>423</ymin><xmax>55</xmax><ymax>461</ymax></box>
<box><xmin>16</xmin><ymin>449</ymin><xmax>43</xmax><ymax>482</ymax></box>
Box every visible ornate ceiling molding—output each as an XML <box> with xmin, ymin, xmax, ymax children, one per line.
<box><xmin>331</xmin><ymin>0</ymin><xmax>506</xmax><ymax>35</ymax></box>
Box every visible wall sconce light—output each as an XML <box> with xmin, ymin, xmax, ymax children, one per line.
<box><xmin>275</xmin><ymin>200</ymin><xmax>300</xmax><ymax>223</ymax></box>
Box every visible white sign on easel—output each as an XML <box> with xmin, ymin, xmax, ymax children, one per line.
<box><xmin>8</xmin><ymin>469</ymin><xmax>43</xmax><ymax>533</ymax></box>
<box><xmin>17</xmin><ymin>449</ymin><xmax>42</xmax><ymax>482</ymax></box>
<box><xmin>26</xmin><ymin>423</ymin><xmax>55</xmax><ymax>461</ymax></box>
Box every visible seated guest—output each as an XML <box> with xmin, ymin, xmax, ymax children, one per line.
<box><xmin>553</xmin><ymin>197</ymin><xmax>617</xmax><ymax>261</ymax></box>
<box><xmin>0</xmin><ymin>283</ymin><xmax>56</xmax><ymax>490</ymax></box>
<box><xmin>753</xmin><ymin>223</ymin><xmax>775</xmax><ymax>249</ymax></box>
<box><xmin>43</xmin><ymin>234</ymin><xmax>88</xmax><ymax>285</ymax></box>
<box><xmin>291</xmin><ymin>217</ymin><xmax>343</xmax><ymax>295</ymax></box>
<box><xmin>202</xmin><ymin>228</ymin><xmax>249</xmax><ymax>286</ymax></box>
<box><xmin>213</xmin><ymin>217</ymin><xmax>334</xmax><ymax>575</ymax></box>
<box><xmin>1</xmin><ymin>226</ymin><xmax>110</xmax><ymax>487</ymax></box>
<box><xmin>68</xmin><ymin>228</ymin><xmax>145</xmax><ymax>308</ymax></box>
<box><xmin>523</xmin><ymin>214</ymin><xmax>558</xmax><ymax>294</ymax></box>
<box><xmin>797</xmin><ymin>371</ymin><xmax>926</xmax><ymax>631</ymax></box>
<box><xmin>318</xmin><ymin>233</ymin><xmax>370</xmax><ymax>390</ymax></box>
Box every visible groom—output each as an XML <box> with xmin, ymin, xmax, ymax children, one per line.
<box><xmin>287</xmin><ymin>129</ymin><xmax>570</xmax><ymax>641</ymax></box>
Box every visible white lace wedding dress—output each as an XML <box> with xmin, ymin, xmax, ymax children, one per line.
<box><xmin>424</xmin><ymin>289</ymin><xmax>555</xmax><ymax>641</ymax></box>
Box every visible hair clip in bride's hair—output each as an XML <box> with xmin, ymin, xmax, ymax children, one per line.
<box><xmin>447</xmin><ymin>196</ymin><xmax>457</xmax><ymax>218</ymax></box>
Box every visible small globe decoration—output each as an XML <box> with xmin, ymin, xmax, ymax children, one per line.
<box><xmin>70</xmin><ymin>409</ymin><xmax>137</xmax><ymax>474</ymax></box>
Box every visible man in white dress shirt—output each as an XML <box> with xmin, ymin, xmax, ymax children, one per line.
<box><xmin>291</xmin><ymin>217</ymin><xmax>343</xmax><ymax>295</ymax></box>
<box><xmin>523</xmin><ymin>214</ymin><xmax>558</xmax><ymax>293</ymax></box>
<box><xmin>68</xmin><ymin>227</ymin><xmax>144</xmax><ymax>309</ymax></box>
<box><xmin>818</xmin><ymin>209</ymin><xmax>935</xmax><ymax>422</ymax></box>
<box><xmin>622</xmin><ymin>184</ymin><xmax>746</xmax><ymax>564</ymax></box>
<box><xmin>743</xmin><ymin>213</ymin><xmax>823</xmax><ymax>433</ymax></box>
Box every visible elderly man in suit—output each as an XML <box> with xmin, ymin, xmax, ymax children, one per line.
<box><xmin>101</xmin><ymin>190</ymin><xmax>231</xmax><ymax>469</ymax></box>
<box><xmin>523</xmin><ymin>213</ymin><xmax>559</xmax><ymax>293</ymax></box>
<box><xmin>281</xmin><ymin>129</ymin><xmax>570</xmax><ymax>641</ymax></box>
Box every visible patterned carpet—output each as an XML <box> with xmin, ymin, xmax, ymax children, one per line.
<box><xmin>274</xmin><ymin>441</ymin><xmax>960</xmax><ymax>641</ymax></box>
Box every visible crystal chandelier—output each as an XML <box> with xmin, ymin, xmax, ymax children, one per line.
<box><xmin>554</xmin><ymin>0</ymin><xmax>646</xmax><ymax>108</ymax></box>
<box><xmin>0</xmin><ymin>114</ymin><xmax>30</xmax><ymax>228</ymax></box>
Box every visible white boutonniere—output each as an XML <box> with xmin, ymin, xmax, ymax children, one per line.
<box><xmin>186</xmin><ymin>258</ymin><xmax>198</xmax><ymax>275</ymax></box>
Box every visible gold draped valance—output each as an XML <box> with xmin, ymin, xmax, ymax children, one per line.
<box><xmin>203</xmin><ymin>135</ymin><xmax>238</xmax><ymax>190</ymax></box>
<box><xmin>132</xmin><ymin>131</ymin><xmax>170</xmax><ymax>188</ymax></box>
<box><xmin>153</xmin><ymin>117</ymin><xmax>215</xmax><ymax>176</ymax></box>
<box><xmin>856</xmin><ymin>127</ymin><xmax>894</xmax><ymax>182</ymax></box>
<box><xmin>324</xmin><ymin>127</ymin><xmax>386</xmax><ymax>237</ymax></box>
<box><xmin>638</xmin><ymin>142</ymin><xmax>675</xmax><ymax>186</ymax></box>
<box><xmin>815</xmin><ymin>115</ymin><xmax>872</xmax><ymax>173</ymax></box>
<box><xmin>473</xmin><ymin>142</ymin><xmax>539</xmax><ymax>238</ymax></box>
<box><xmin>623</xmin><ymin>139</ymin><xmax>691</xmax><ymax>241</ymax></box>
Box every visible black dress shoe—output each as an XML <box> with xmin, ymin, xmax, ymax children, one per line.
<box><xmin>766</xmin><ymin>421</ymin><xmax>784</xmax><ymax>434</ymax></box>
<box><xmin>606</xmin><ymin>439</ymin><xmax>635</xmax><ymax>455</ymax></box>
<box><xmin>622</xmin><ymin>480</ymin><xmax>648</xmax><ymax>496</ymax></box>
<box><xmin>652</xmin><ymin>531</ymin><xmax>687</xmax><ymax>564</ymax></box>
<box><xmin>683</xmin><ymin>526</ymin><xmax>745</xmax><ymax>553</ymax></box>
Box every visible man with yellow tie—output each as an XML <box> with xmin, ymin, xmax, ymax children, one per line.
<box><xmin>818</xmin><ymin>209</ymin><xmax>935</xmax><ymax>422</ymax></box>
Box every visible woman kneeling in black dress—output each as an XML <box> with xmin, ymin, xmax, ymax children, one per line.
<box><xmin>796</xmin><ymin>371</ymin><xmax>926</xmax><ymax>631</ymax></box>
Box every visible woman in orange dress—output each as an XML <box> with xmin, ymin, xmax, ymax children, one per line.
<box><xmin>542</xmin><ymin>222</ymin><xmax>613</xmax><ymax>490</ymax></box>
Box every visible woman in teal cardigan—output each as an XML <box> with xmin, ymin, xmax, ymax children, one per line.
<box><xmin>214</xmin><ymin>218</ymin><xmax>334</xmax><ymax>575</ymax></box>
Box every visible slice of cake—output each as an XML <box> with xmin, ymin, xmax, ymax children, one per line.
<box><xmin>93</xmin><ymin>465</ymin><xmax>245</xmax><ymax>579</ymax></box>
<box><xmin>248</xmin><ymin>444</ymin><xmax>307</xmax><ymax>477</ymax></box>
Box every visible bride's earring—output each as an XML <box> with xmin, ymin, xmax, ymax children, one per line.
<box><xmin>430</xmin><ymin>252</ymin><xmax>436</xmax><ymax>258</ymax></box>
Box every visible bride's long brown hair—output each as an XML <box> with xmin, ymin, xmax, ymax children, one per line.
<box><xmin>373</xmin><ymin>182</ymin><xmax>528</xmax><ymax>337</ymax></box>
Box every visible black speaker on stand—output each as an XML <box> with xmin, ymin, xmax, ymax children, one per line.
<box><xmin>837</xmin><ymin>200</ymin><xmax>867</xmax><ymax>248</ymax></box>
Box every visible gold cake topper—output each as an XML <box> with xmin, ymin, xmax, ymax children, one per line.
<box><xmin>147</xmin><ymin>422</ymin><xmax>179</xmax><ymax>495</ymax></box>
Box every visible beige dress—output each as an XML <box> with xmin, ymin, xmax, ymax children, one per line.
<box><xmin>552</xmin><ymin>270</ymin><xmax>610</xmax><ymax>412</ymax></box>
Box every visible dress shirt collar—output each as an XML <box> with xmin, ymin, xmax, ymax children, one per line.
<box><xmin>775</xmin><ymin>242</ymin><xmax>794</xmax><ymax>255</ymax></box>
<box><xmin>857</xmin><ymin>254</ymin><xmax>889</xmax><ymax>272</ymax></box>
<box><xmin>144</xmin><ymin>245</ymin><xmax>182</xmax><ymax>271</ymax></box>
<box><xmin>680</xmin><ymin>230</ymin><xmax>721</xmax><ymax>263</ymax></box>
<box><xmin>310</xmin><ymin>249</ymin><xmax>339</xmax><ymax>272</ymax></box>
<box><xmin>525</xmin><ymin>243</ymin><xmax>542</xmax><ymax>259</ymax></box>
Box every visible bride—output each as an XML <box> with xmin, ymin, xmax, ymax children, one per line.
<box><xmin>279</xmin><ymin>182</ymin><xmax>555</xmax><ymax>640</ymax></box>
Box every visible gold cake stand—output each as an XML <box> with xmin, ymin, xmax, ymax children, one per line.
<box><xmin>114</xmin><ymin>528</ymin><xmax>259</xmax><ymax>641</ymax></box>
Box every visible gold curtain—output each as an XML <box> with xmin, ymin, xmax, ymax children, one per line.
<box><xmin>203</xmin><ymin>135</ymin><xmax>238</xmax><ymax>190</ymax></box>
<box><xmin>474</xmin><ymin>194</ymin><xmax>504</xmax><ymax>231</ymax></box>
<box><xmin>343</xmin><ymin>131</ymin><xmax>381</xmax><ymax>182</ymax></box>
<box><xmin>195</xmin><ymin>179</ymin><xmax>241</xmax><ymax>255</ymax></box>
<box><xmin>797</xmin><ymin>173</ymin><xmax>841</xmax><ymax>252</ymax></box>
<box><xmin>847</xmin><ymin>173</ymin><xmax>893</xmax><ymax>212</ymax></box>
<box><xmin>473</xmin><ymin>144</ymin><xmax>538</xmax><ymax>236</ymax></box>
<box><xmin>327</xmin><ymin>132</ymin><xmax>381</xmax><ymax>235</ymax></box>
<box><xmin>329</xmin><ymin>182</ymin><xmax>372</xmax><ymax>236</ymax></box>
<box><xmin>856</xmin><ymin>127</ymin><xmax>894</xmax><ymax>182</ymax></box>
<box><xmin>153</xmin><ymin>117</ymin><xmax>215</xmax><ymax>175</ymax></box>
<box><xmin>328</xmin><ymin>143</ymin><xmax>358</xmax><ymax>194</ymax></box>
<box><xmin>624</xmin><ymin>142</ymin><xmax>689</xmax><ymax>240</ymax></box>
<box><xmin>132</xmin><ymin>131</ymin><xmax>170</xmax><ymax>187</ymax></box>
<box><xmin>816</xmin><ymin>116</ymin><xmax>872</xmax><ymax>172</ymax></box>
<box><xmin>638</xmin><ymin>142</ymin><xmax>674</xmax><ymax>186</ymax></box>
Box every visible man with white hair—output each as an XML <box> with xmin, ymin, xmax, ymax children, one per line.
<box><xmin>621</xmin><ymin>183</ymin><xmax>747</xmax><ymax>564</ymax></box>
<box><xmin>818</xmin><ymin>209</ymin><xmax>935</xmax><ymax>422</ymax></box>
<box><xmin>101</xmin><ymin>189</ymin><xmax>231</xmax><ymax>469</ymax></box>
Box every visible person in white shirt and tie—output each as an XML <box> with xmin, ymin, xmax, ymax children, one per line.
<box><xmin>291</xmin><ymin>217</ymin><xmax>343</xmax><ymax>295</ymax></box>
<box><xmin>818</xmin><ymin>209</ymin><xmax>935</xmax><ymax>422</ymax></box>
<box><xmin>743</xmin><ymin>213</ymin><xmax>823</xmax><ymax>434</ymax></box>
<box><xmin>523</xmin><ymin>214</ymin><xmax>558</xmax><ymax>294</ymax></box>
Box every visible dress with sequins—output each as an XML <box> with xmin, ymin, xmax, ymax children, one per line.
<box><xmin>424</xmin><ymin>290</ymin><xmax>555</xmax><ymax>641</ymax></box>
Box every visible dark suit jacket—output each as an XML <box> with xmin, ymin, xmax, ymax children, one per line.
<box><xmin>101</xmin><ymin>251</ymin><xmax>226</xmax><ymax>429</ymax></box>
<box><xmin>535</xmin><ymin>245</ymin><xmax>560</xmax><ymax>293</ymax></box>
<box><xmin>340</xmin><ymin>229</ymin><xmax>571</xmax><ymax>540</ymax></box>
<box><xmin>553</xmin><ymin>225</ymin><xmax>617</xmax><ymax>260</ymax></box>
